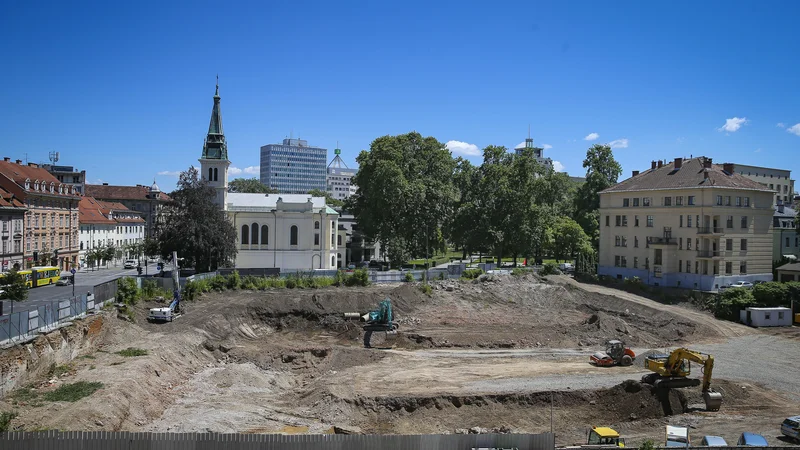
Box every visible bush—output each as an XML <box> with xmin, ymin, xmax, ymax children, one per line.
<box><xmin>116</xmin><ymin>277</ymin><xmax>139</xmax><ymax>305</ymax></box>
<box><xmin>511</xmin><ymin>267</ymin><xmax>531</xmax><ymax>277</ymax></box>
<box><xmin>342</xmin><ymin>269</ymin><xmax>370</xmax><ymax>287</ymax></box>
<box><xmin>752</xmin><ymin>282</ymin><xmax>788</xmax><ymax>307</ymax></box>
<box><xmin>461</xmin><ymin>268</ymin><xmax>484</xmax><ymax>280</ymax></box>
<box><xmin>116</xmin><ymin>347</ymin><xmax>148</xmax><ymax>357</ymax></box>
<box><xmin>540</xmin><ymin>263</ymin><xmax>560</xmax><ymax>276</ymax></box>
<box><xmin>226</xmin><ymin>271</ymin><xmax>241</xmax><ymax>290</ymax></box>
<box><xmin>639</xmin><ymin>439</ymin><xmax>655</xmax><ymax>450</ymax></box>
<box><xmin>715</xmin><ymin>287</ymin><xmax>756</xmax><ymax>320</ymax></box>
<box><xmin>43</xmin><ymin>381</ymin><xmax>104</xmax><ymax>402</ymax></box>
<box><xmin>0</xmin><ymin>411</ymin><xmax>17</xmax><ymax>431</ymax></box>
<box><xmin>419</xmin><ymin>283</ymin><xmax>432</xmax><ymax>296</ymax></box>
<box><xmin>404</xmin><ymin>271</ymin><xmax>414</xmax><ymax>282</ymax></box>
<box><xmin>182</xmin><ymin>280</ymin><xmax>199</xmax><ymax>301</ymax></box>
<box><xmin>141</xmin><ymin>279</ymin><xmax>158</xmax><ymax>299</ymax></box>
<box><xmin>438</xmin><ymin>272</ymin><xmax>446</xmax><ymax>281</ymax></box>
<box><xmin>208</xmin><ymin>275</ymin><xmax>227</xmax><ymax>292</ymax></box>
<box><xmin>623</xmin><ymin>276</ymin><xmax>645</xmax><ymax>291</ymax></box>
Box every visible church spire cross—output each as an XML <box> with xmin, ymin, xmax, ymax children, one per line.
<box><xmin>201</xmin><ymin>77</ymin><xmax>228</xmax><ymax>160</ymax></box>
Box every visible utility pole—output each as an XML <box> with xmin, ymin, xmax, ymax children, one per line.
<box><xmin>550</xmin><ymin>391</ymin><xmax>554</xmax><ymax>434</ymax></box>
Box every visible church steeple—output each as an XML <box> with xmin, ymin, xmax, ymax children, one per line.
<box><xmin>202</xmin><ymin>75</ymin><xmax>227</xmax><ymax>160</ymax></box>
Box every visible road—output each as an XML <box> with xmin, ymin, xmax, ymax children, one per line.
<box><xmin>2</xmin><ymin>261</ymin><xmax>160</xmax><ymax>315</ymax></box>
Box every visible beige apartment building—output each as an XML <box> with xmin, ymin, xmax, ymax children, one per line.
<box><xmin>734</xmin><ymin>163</ymin><xmax>794</xmax><ymax>206</ymax></box>
<box><xmin>599</xmin><ymin>157</ymin><xmax>775</xmax><ymax>291</ymax></box>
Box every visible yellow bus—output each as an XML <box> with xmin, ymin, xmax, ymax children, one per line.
<box><xmin>17</xmin><ymin>266</ymin><xmax>61</xmax><ymax>288</ymax></box>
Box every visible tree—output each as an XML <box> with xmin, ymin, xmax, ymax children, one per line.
<box><xmin>574</xmin><ymin>144</ymin><xmax>622</xmax><ymax>248</ymax></box>
<box><xmin>158</xmin><ymin>166</ymin><xmax>237</xmax><ymax>272</ymax></box>
<box><xmin>547</xmin><ymin>216</ymin><xmax>593</xmax><ymax>262</ymax></box>
<box><xmin>347</xmin><ymin>132</ymin><xmax>457</xmax><ymax>266</ymax></box>
<box><xmin>103</xmin><ymin>246</ymin><xmax>116</xmax><ymax>268</ymax></box>
<box><xmin>307</xmin><ymin>189</ymin><xmax>344</xmax><ymax>208</ymax></box>
<box><xmin>143</xmin><ymin>237</ymin><xmax>159</xmax><ymax>259</ymax></box>
<box><xmin>0</xmin><ymin>267</ymin><xmax>28</xmax><ymax>301</ymax></box>
<box><xmin>228</xmin><ymin>178</ymin><xmax>278</xmax><ymax>194</ymax></box>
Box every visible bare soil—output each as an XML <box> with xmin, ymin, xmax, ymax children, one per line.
<box><xmin>1</xmin><ymin>274</ymin><xmax>796</xmax><ymax>447</ymax></box>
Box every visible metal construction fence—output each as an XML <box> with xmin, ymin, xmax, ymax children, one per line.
<box><xmin>0</xmin><ymin>293</ymin><xmax>98</xmax><ymax>346</ymax></box>
<box><xmin>0</xmin><ymin>431</ymin><xmax>555</xmax><ymax>449</ymax></box>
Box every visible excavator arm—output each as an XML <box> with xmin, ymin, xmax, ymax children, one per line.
<box><xmin>665</xmin><ymin>348</ymin><xmax>715</xmax><ymax>392</ymax></box>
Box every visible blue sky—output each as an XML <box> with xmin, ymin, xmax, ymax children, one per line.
<box><xmin>3</xmin><ymin>1</ymin><xmax>799</xmax><ymax>191</ymax></box>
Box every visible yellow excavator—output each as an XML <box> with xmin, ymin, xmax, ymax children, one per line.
<box><xmin>641</xmin><ymin>348</ymin><xmax>723</xmax><ymax>411</ymax></box>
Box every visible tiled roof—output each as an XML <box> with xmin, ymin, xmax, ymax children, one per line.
<box><xmin>0</xmin><ymin>185</ymin><xmax>25</xmax><ymax>209</ymax></box>
<box><xmin>601</xmin><ymin>157</ymin><xmax>773</xmax><ymax>194</ymax></box>
<box><xmin>85</xmin><ymin>184</ymin><xmax>171</xmax><ymax>202</ymax></box>
<box><xmin>774</xmin><ymin>205</ymin><xmax>797</xmax><ymax>217</ymax></box>
<box><xmin>79</xmin><ymin>197</ymin><xmax>116</xmax><ymax>225</ymax></box>
<box><xmin>0</xmin><ymin>160</ymin><xmax>81</xmax><ymax>198</ymax></box>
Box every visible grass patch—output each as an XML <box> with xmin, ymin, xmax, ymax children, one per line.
<box><xmin>79</xmin><ymin>354</ymin><xmax>96</xmax><ymax>360</ymax></box>
<box><xmin>116</xmin><ymin>347</ymin><xmax>148</xmax><ymax>357</ymax></box>
<box><xmin>43</xmin><ymin>381</ymin><xmax>103</xmax><ymax>402</ymax></box>
<box><xmin>0</xmin><ymin>411</ymin><xmax>17</xmax><ymax>432</ymax></box>
<box><xmin>9</xmin><ymin>387</ymin><xmax>39</xmax><ymax>404</ymax></box>
<box><xmin>419</xmin><ymin>283</ymin><xmax>432</xmax><ymax>296</ymax></box>
<box><xmin>48</xmin><ymin>363</ymin><xmax>73</xmax><ymax>378</ymax></box>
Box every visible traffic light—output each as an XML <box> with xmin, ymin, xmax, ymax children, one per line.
<box><xmin>137</xmin><ymin>266</ymin><xmax>143</xmax><ymax>275</ymax></box>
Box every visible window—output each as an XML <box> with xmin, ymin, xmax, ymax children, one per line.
<box><xmin>695</xmin><ymin>215</ymin><xmax>700</xmax><ymax>228</ymax></box>
<box><xmin>315</xmin><ymin>221</ymin><xmax>320</xmax><ymax>230</ymax></box>
<box><xmin>241</xmin><ymin>225</ymin><xmax>249</xmax><ymax>245</ymax></box>
<box><xmin>615</xmin><ymin>215</ymin><xmax>621</xmax><ymax>226</ymax></box>
<box><xmin>290</xmin><ymin>225</ymin><xmax>298</xmax><ymax>245</ymax></box>
<box><xmin>646</xmin><ymin>215</ymin><xmax>654</xmax><ymax>227</ymax></box>
<box><xmin>605</xmin><ymin>216</ymin><xmax>610</xmax><ymax>227</ymax></box>
<box><xmin>620</xmin><ymin>256</ymin><xmax>627</xmax><ymax>268</ymax></box>
<box><xmin>622</xmin><ymin>216</ymin><xmax>628</xmax><ymax>227</ymax></box>
<box><xmin>623</xmin><ymin>198</ymin><xmax>629</xmax><ymax>207</ymax></box>
<box><xmin>633</xmin><ymin>257</ymin><xmax>638</xmax><ymax>268</ymax></box>
<box><xmin>614</xmin><ymin>256</ymin><xmax>621</xmax><ymax>267</ymax></box>
<box><xmin>261</xmin><ymin>225</ymin><xmax>268</xmax><ymax>245</ymax></box>
<box><xmin>663</xmin><ymin>197</ymin><xmax>672</xmax><ymax>206</ymax></box>
<box><xmin>687</xmin><ymin>239</ymin><xmax>692</xmax><ymax>250</ymax></box>
<box><xmin>741</xmin><ymin>216</ymin><xmax>748</xmax><ymax>229</ymax></box>
<box><xmin>695</xmin><ymin>261</ymin><xmax>699</xmax><ymax>274</ymax></box>
<box><xmin>676</xmin><ymin>196</ymin><xmax>683</xmax><ymax>206</ymax></box>
<box><xmin>725</xmin><ymin>262</ymin><xmax>732</xmax><ymax>274</ymax></box>
<box><xmin>634</xmin><ymin>215</ymin><xmax>639</xmax><ymax>227</ymax></box>
<box><xmin>337</xmin><ymin>235</ymin><xmax>342</xmax><ymax>246</ymax></box>
<box><xmin>251</xmin><ymin>222</ymin><xmax>259</xmax><ymax>245</ymax></box>
<box><xmin>654</xmin><ymin>249</ymin><xmax>663</xmax><ymax>265</ymax></box>
<box><xmin>779</xmin><ymin>312</ymin><xmax>785</xmax><ymax>320</ymax></box>
<box><xmin>679</xmin><ymin>237</ymin><xmax>682</xmax><ymax>249</ymax></box>
<box><xmin>214</xmin><ymin>168</ymin><xmax>218</xmax><ymax>182</ymax></box>
<box><xmin>679</xmin><ymin>215</ymin><xmax>683</xmax><ymax>227</ymax></box>
<box><xmin>686</xmin><ymin>260</ymin><xmax>691</xmax><ymax>273</ymax></box>
<box><xmin>725</xmin><ymin>196</ymin><xmax>731</xmax><ymax>206</ymax></box>
<box><xmin>634</xmin><ymin>236</ymin><xmax>639</xmax><ymax>248</ymax></box>
<box><xmin>633</xmin><ymin>198</ymin><xmax>640</xmax><ymax>207</ymax></box>
<box><xmin>736</xmin><ymin>197</ymin><xmax>741</xmax><ymax>206</ymax></box>
<box><xmin>740</xmin><ymin>261</ymin><xmax>747</xmax><ymax>274</ymax></box>
<box><xmin>695</xmin><ymin>238</ymin><xmax>699</xmax><ymax>250</ymax></box>
<box><xmin>621</xmin><ymin>236</ymin><xmax>627</xmax><ymax>247</ymax></box>
<box><xmin>208</xmin><ymin>168</ymin><xmax>213</xmax><ymax>181</ymax></box>
<box><xmin>314</xmin><ymin>233</ymin><xmax>319</xmax><ymax>245</ymax></box>
<box><xmin>786</xmin><ymin>237</ymin><xmax>790</xmax><ymax>248</ymax></box>
<box><xmin>615</xmin><ymin>236</ymin><xmax>621</xmax><ymax>247</ymax></box>
<box><xmin>716</xmin><ymin>195</ymin><xmax>723</xmax><ymax>206</ymax></box>
<box><xmin>726</xmin><ymin>239</ymin><xmax>733</xmax><ymax>251</ymax></box>
<box><xmin>645</xmin><ymin>257</ymin><xmax>650</xmax><ymax>270</ymax></box>
<box><xmin>744</xmin><ymin>197</ymin><xmax>750</xmax><ymax>207</ymax></box>
<box><xmin>688</xmin><ymin>196</ymin><xmax>695</xmax><ymax>205</ymax></box>
<box><xmin>687</xmin><ymin>215</ymin><xmax>692</xmax><ymax>228</ymax></box>
<box><xmin>643</xmin><ymin>197</ymin><xmax>651</xmax><ymax>207</ymax></box>
<box><xmin>726</xmin><ymin>216</ymin><xmax>733</xmax><ymax>228</ymax></box>
<box><xmin>678</xmin><ymin>260</ymin><xmax>682</xmax><ymax>272</ymax></box>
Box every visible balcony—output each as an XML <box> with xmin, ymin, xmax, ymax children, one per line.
<box><xmin>697</xmin><ymin>226</ymin><xmax>724</xmax><ymax>235</ymax></box>
<box><xmin>696</xmin><ymin>250</ymin><xmax>723</xmax><ymax>259</ymax></box>
<box><xmin>649</xmin><ymin>236</ymin><xmax>677</xmax><ymax>245</ymax></box>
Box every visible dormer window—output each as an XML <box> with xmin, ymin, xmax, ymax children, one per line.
<box><xmin>50</xmin><ymin>183</ymin><xmax>55</xmax><ymax>193</ymax></box>
<box><xmin>70</xmin><ymin>185</ymin><xmax>75</xmax><ymax>195</ymax></box>
<box><xmin>34</xmin><ymin>181</ymin><xmax>39</xmax><ymax>191</ymax></box>
<box><xmin>58</xmin><ymin>185</ymin><xmax>63</xmax><ymax>194</ymax></box>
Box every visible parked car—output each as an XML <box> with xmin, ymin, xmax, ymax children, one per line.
<box><xmin>665</xmin><ymin>425</ymin><xmax>689</xmax><ymax>447</ymax></box>
<box><xmin>730</xmin><ymin>281</ymin><xmax>754</xmax><ymax>289</ymax></box>
<box><xmin>737</xmin><ymin>432</ymin><xmax>769</xmax><ymax>446</ymax></box>
<box><xmin>56</xmin><ymin>274</ymin><xmax>73</xmax><ymax>286</ymax></box>
<box><xmin>781</xmin><ymin>416</ymin><xmax>800</xmax><ymax>443</ymax></box>
<box><xmin>124</xmin><ymin>260</ymin><xmax>137</xmax><ymax>269</ymax></box>
<box><xmin>700</xmin><ymin>435</ymin><xmax>728</xmax><ymax>447</ymax></box>
<box><xmin>559</xmin><ymin>262</ymin><xmax>575</xmax><ymax>274</ymax></box>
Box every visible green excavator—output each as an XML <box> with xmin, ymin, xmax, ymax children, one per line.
<box><xmin>344</xmin><ymin>298</ymin><xmax>399</xmax><ymax>348</ymax></box>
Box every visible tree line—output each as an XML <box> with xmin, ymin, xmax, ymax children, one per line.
<box><xmin>346</xmin><ymin>131</ymin><xmax>622</xmax><ymax>266</ymax></box>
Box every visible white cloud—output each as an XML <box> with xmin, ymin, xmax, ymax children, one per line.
<box><xmin>608</xmin><ymin>138</ymin><xmax>629</xmax><ymax>149</ymax></box>
<box><xmin>717</xmin><ymin>117</ymin><xmax>747</xmax><ymax>133</ymax></box>
<box><xmin>787</xmin><ymin>123</ymin><xmax>800</xmax><ymax>136</ymax></box>
<box><xmin>584</xmin><ymin>132</ymin><xmax>599</xmax><ymax>141</ymax></box>
<box><xmin>553</xmin><ymin>161</ymin><xmax>565</xmax><ymax>172</ymax></box>
<box><xmin>542</xmin><ymin>144</ymin><xmax>553</xmax><ymax>150</ymax></box>
<box><xmin>243</xmin><ymin>166</ymin><xmax>259</xmax><ymax>175</ymax></box>
<box><xmin>446</xmin><ymin>140</ymin><xmax>481</xmax><ymax>156</ymax></box>
<box><xmin>157</xmin><ymin>171</ymin><xmax>180</xmax><ymax>177</ymax></box>
<box><xmin>777</xmin><ymin>122</ymin><xmax>786</xmax><ymax>128</ymax></box>
<box><xmin>228</xmin><ymin>167</ymin><xmax>243</xmax><ymax>175</ymax></box>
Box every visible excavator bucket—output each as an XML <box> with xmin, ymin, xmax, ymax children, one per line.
<box><xmin>703</xmin><ymin>391</ymin><xmax>723</xmax><ymax>411</ymax></box>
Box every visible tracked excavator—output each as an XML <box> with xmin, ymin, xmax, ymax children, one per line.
<box><xmin>641</xmin><ymin>348</ymin><xmax>723</xmax><ymax>411</ymax></box>
<box><xmin>344</xmin><ymin>298</ymin><xmax>399</xmax><ymax>348</ymax></box>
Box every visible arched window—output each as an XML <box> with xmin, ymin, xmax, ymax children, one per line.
<box><xmin>80</xmin><ymin>241</ymin><xmax>84</xmax><ymax>250</ymax></box>
<box><xmin>241</xmin><ymin>224</ymin><xmax>249</xmax><ymax>245</ymax></box>
<box><xmin>314</xmin><ymin>221</ymin><xmax>320</xmax><ymax>230</ymax></box>
<box><xmin>337</xmin><ymin>235</ymin><xmax>342</xmax><ymax>246</ymax></box>
<box><xmin>208</xmin><ymin>168</ymin><xmax>213</xmax><ymax>181</ymax></box>
<box><xmin>290</xmin><ymin>225</ymin><xmax>298</xmax><ymax>245</ymax></box>
<box><xmin>337</xmin><ymin>253</ymin><xmax>342</xmax><ymax>269</ymax></box>
<box><xmin>331</xmin><ymin>255</ymin><xmax>336</xmax><ymax>267</ymax></box>
<box><xmin>261</xmin><ymin>225</ymin><xmax>269</xmax><ymax>245</ymax></box>
<box><xmin>251</xmin><ymin>222</ymin><xmax>259</xmax><ymax>245</ymax></box>
<box><xmin>214</xmin><ymin>168</ymin><xmax>219</xmax><ymax>181</ymax></box>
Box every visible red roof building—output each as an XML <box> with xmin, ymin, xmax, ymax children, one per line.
<box><xmin>84</xmin><ymin>182</ymin><xmax>170</xmax><ymax>238</ymax></box>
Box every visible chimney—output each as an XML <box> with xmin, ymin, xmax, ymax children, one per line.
<box><xmin>15</xmin><ymin>159</ymin><xmax>22</xmax><ymax>165</ymax></box>
<box><xmin>632</xmin><ymin>170</ymin><xmax>640</xmax><ymax>177</ymax></box>
<box><xmin>674</xmin><ymin>157</ymin><xmax>683</xmax><ymax>169</ymax></box>
<box><xmin>723</xmin><ymin>163</ymin><xmax>734</xmax><ymax>174</ymax></box>
<box><xmin>651</xmin><ymin>160</ymin><xmax>657</xmax><ymax>170</ymax></box>
<box><xmin>28</xmin><ymin>162</ymin><xmax>38</xmax><ymax>168</ymax></box>
<box><xmin>2</xmin><ymin>157</ymin><xmax>9</xmax><ymax>162</ymax></box>
<box><xmin>703</xmin><ymin>157</ymin><xmax>713</xmax><ymax>169</ymax></box>
<box><xmin>657</xmin><ymin>160</ymin><xmax>663</xmax><ymax>168</ymax></box>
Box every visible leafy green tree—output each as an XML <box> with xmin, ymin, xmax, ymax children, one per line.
<box><xmin>574</xmin><ymin>144</ymin><xmax>622</xmax><ymax>247</ymax></box>
<box><xmin>347</xmin><ymin>132</ymin><xmax>456</xmax><ymax>266</ymax></box>
<box><xmin>0</xmin><ymin>267</ymin><xmax>29</xmax><ymax>301</ymax></box>
<box><xmin>158</xmin><ymin>166</ymin><xmax>237</xmax><ymax>272</ymax></box>
<box><xmin>547</xmin><ymin>216</ymin><xmax>593</xmax><ymax>261</ymax></box>
<box><xmin>143</xmin><ymin>237</ymin><xmax>160</xmax><ymax>259</ymax></box>
<box><xmin>103</xmin><ymin>246</ymin><xmax>116</xmax><ymax>268</ymax></box>
<box><xmin>228</xmin><ymin>177</ymin><xmax>277</xmax><ymax>194</ymax></box>
<box><xmin>307</xmin><ymin>189</ymin><xmax>344</xmax><ymax>208</ymax></box>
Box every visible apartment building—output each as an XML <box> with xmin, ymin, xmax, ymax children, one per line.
<box><xmin>599</xmin><ymin>157</ymin><xmax>775</xmax><ymax>291</ymax></box>
<box><xmin>0</xmin><ymin>159</ymin><xmax>81</xmax><ymax>270</ymax></box>
<box><xmin>0</xmin><ymin>185</ymin><xmax>26</xmax><ymax>271</ymax></box>
<box><xmin>773</xmin><ymin>202</ymin><xmax>798</xmax><ymax>260</ymax></box>
<box><xmin>85</xmin><ymin>182</ymin><xmax>170</xmax><ymax>238</ymax></box>
<box><xmin>78</xmin><ymin>197</ymin><xmax>146</xmax><ymax>266</ymax></box>
<box><xmin>734</xmin><ymin>164</ymin><xmax>794</xmax><ymax>206</ymax></box>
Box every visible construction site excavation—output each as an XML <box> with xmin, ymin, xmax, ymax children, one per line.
<box><xmin>2</xmin><ymin>274</ymin><xmax>799</xmax><ymax>447</ymax></box>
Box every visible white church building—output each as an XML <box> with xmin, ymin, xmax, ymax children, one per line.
<box><xmin>197</xmin><ymin>80</ymin><xmax>341</xmax><ymax>270</ymax></box>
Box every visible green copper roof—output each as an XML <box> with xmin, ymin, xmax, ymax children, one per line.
<box><xmin>202</xmin><ymin>79</ymin><xmax>228</xmax><ymax>160</ymax></box>
<box><xmin>325</xmin><ymin>206</ymin><xmax>339</xmax><ymax>215</ymax></box>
